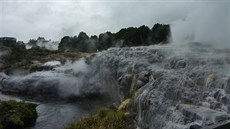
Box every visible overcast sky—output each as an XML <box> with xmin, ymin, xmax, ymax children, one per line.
<box><xmin>0</xmin><ymin>0</ymin><xmax>229</xmax><ymax>45</ymax></box>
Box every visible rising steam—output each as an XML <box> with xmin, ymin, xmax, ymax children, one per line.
<box><xmin>0</xmin><ymin>57</ymin><xmax>119</xmax><ymax>100</ymax></box>
<box><xmin>171</xmin><ymin>1</ymin><xmax>230</xmax><ymax>48</ymax></box>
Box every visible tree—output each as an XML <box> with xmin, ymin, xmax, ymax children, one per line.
<box><xmin>57</xmin><ymin>23</ymin><xmax>171</xmax><ymax>52</ymax></box>
<box><xmin>115</xmin><ymin>25</ymin><xmax>150</xmax><ymax>46</ymax></box>
<box><xmin>58</xmin><ymin>36</ymin><xmax>73</xmax><ymax>51</ymax></box>
<box><xmin>97</xmin><ymin>32</ymin><xmax>114</xmax><ymax>50</ymax></box>
<box><xmin>150</xmin><ymin>23</ymin><xmax>171</xmax><ymax>44</ymax></box>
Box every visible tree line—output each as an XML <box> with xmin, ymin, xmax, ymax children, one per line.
<box><xmin>58</xmin><ymin>23</ymin><xmax>171</xmax><ymax>52</ymax></box>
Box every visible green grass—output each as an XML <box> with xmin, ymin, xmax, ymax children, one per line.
<box><xmin>0</xmin><ymin>100</ymin><xmax>38</xmax><ymax>129</ymax></box>
<box><xmin>65</xmin><ymin>108</ymin><xmax>130</xmax><ymax>129</ymax></box>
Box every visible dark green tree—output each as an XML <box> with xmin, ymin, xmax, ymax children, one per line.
<box><xmin>97</xmin><ymin>32</ymin><xmax>115</xmax><ymax>51</ymax></box>
<box><xmin>115</xmin><ymin>25</ymin><xmax>150</xmax><ymax>46</ymax></box>
<box><xmin>150</xmin><ymin>23</ymin><xmax>171</xmax><ymax>44</ymax></box>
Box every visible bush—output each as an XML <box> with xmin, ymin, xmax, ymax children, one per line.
<box><xmin>65</xmin><ymin>108</ymin><xmax>130</xmax><ymax>129</ymax></box>
<box><xmin>0</xmin><ymin>100</ymin><xmax>38</xmax><ymax>129</ymax></box>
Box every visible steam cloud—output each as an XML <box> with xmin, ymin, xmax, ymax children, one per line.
<box><xmin>171</xmin><ymin>1</ymin><xmax>230</xmax><ymax>48</ymax></box>
<box><xmin>26</xmin><ymin>40</ymin><xmax>59</xmax><ymax>50</ymax></box>
<box><xmin>0</xmin><ymin>58</ymin><xmax>119</xmax><ymax>100</ymax></box>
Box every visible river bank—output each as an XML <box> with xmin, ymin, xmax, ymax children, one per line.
<box><xmin>0</xmin><ymin>93</ymin><xmax>112</xmax><ymax>129</ymax></box>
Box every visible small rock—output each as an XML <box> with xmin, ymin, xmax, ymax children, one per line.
<box><xmin>136</xmin><ymin>80</ymin><xmax>145</xmax><ymax>89</ymax></box>
<box><xmin>138</xmin><ymin>71</ymin><xmax>150</xmax><ymax>83</ymax></box>
<box><xmin>175</xmin><ymin>60</ymin><xmax>187</xmax><ymax>69</ymax></box>
<box><xmin>201</xmin><ymin>102</ymin><xmax>210</xmax><ymax>108</ymax></box>
<box><xmin>179</xmin><ymin>104</ymin><xmax>230</xmax><ymax>126</ymax></box>
<box><xmin>205</xmin><ymin>74</ymin><xmax>215</xmax><ymax>88</ymax></box>
<box><xmin>0</xmin><ymin>72</ymin><xmax>8</xmax><ymax>81</ymax></box>
<box><xmin>109</xmin><ymin>102</ymin><xmax>119</xmax><ymax>110</ymax></box>
<box><xmin>206</xmin><ymin>96</ymin><xmax>216</xmax><ymax>103</ymax></box>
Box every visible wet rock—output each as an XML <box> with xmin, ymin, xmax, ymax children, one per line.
<box><xmin>118</xmin><ymin>73</ymin><xmax>133</xmax><ymax>99</ymax></box>
<box><xmin>0</xmin><ymin>72</ymin><xmax>8</xmax><ymax>81</ymax></box>
<box><xmin>118</xmin><ymin>74</ymin><xmax>133</xmax><ymax>86</ymax></box>
<box><xmin>169</xmin><ymin>58</ymin><xmax>187</xmax><ymax>69</ymax></box>
<box><xmin>226</xmin><ymin>78</ymin><xmax>230</xmax><ymax>93</ymax></box>
<box><xmin>190</xmin><ymin>124</ymin><xmax>202</xmax><ymax>129</ymax></box>
<box><xmin>175</xmin><ymin>60</ymin><xmax>187</xmax><ymax>69</ymax></box>
<box><xmin>200</xmin><ymin>102</ymin><xmax>210</xmax><ymax>108</ymax></box>
<box><xmin>213</xmin><ymin>89</ymin><xmax>228</xmax><ymax>103</ymax></box>
<box><xmin>179</xmin><ymin>104</ymin><xmax>203</xmax><ymax>123</ymax></box>
<box><xmin>164</xmin><ymin>87</ymin><xmax>182</xmax><ymax>103</ymax></box>
<box><xmin>90</xmin><ymin>45</ymin><xmax>230</xmax><ymax>129</ymax></box>
<box><xmin>137</xmin><ymin>71</ymin><xmax>150</xmax><ymax>83</ymax></box>
<box><xmin>212</xmin><ymin>102</ymin><xmax>223</xmax><ymax>110</ymax></box>
<box><xmin>134</xmin><ymin>71</ymin><xmax>151</xmax><ymax>89</ymax></box>
<box><xmin>205</xmin><ymin>74</ymin><xmax>215</xmax><ymax>88</ymax></box>
<box><xmin>206</xmin><ymin>96</ymin><xmax>216</xmax><ymax>103</ymax></box>
<box><xmin>215</xmin><ymin>114</ymin><xmax>230</xmax><ymax>123</ymax></box>
<box><xmin>136</xmin><ymin>80</ymin><xmax>145</xmax><ymax>89</ymax></box>
<box><xmin>179</xmin><ymin>104</ymin><xmax>230</xmax><ymax>126</ymax></box>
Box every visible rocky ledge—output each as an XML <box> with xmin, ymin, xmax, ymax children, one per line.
<box><xmin>1</xmin><ymin>44</ymin><xmax>230</xmax><ymax>129</ymax></box>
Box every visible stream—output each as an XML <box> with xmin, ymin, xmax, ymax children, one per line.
<box><xmin>0</xmin><ymin>93</ymin><xmax>108</xmax><ymax>129</ymax></box>
<box><xmin>0</xmin><ymin>55</ymin><xmax>119</xmax><ymax>129</ymax></box>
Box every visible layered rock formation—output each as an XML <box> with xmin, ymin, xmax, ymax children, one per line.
<box><xmin>1</xmin><ymin>43</ymin><xmax>230</xmax><ymax>129</ymax></box>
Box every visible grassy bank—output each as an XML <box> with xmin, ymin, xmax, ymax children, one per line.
<box><xmin>0</xmin><ymin>100</ymin><xmax>38</xmax><ymax>129</ymax></box>
<box><xmin>65</xmin><ymin>108</ymin><xmax>131</xmax><ymax>129</ymax></box>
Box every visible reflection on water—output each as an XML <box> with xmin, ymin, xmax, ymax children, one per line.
<box><xmin>32</xmin><ymin>103</ymin><xmax>88</xmax><ymax>129</ymax></box>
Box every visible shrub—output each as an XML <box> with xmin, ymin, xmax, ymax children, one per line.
<box><xmin>0</xmin><ymin>100</ymin><xmax>38</xmax><ymax>129</ymax></box>
<box><xmin>65</xmin><ymin>108</ymin><xmax>130</xmax><ymax>129</ymax></box>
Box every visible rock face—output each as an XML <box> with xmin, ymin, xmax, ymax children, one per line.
<box><xmin>179</xmin><ymin>104</ymin><xmax>230</xmax><ymax>126</ymax></box>
<box><xmin>87</xmin><ymin>44</ymin><xmax>230</xmax><ymax>129</ymax></box>
<box><xmin>1</xmin><ymin>43</ymin><xmax>230</xmax><ymax>129</ymax></box>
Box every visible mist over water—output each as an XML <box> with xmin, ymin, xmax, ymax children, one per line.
<box><xmin>171</xmin><ymin>1</ymin><xmax>230</xmax><ymax>49</ymax></box>
<box><xmin>0</xmin><ymin>57</ymin><xmax>119</xmax><ymax>101</ymax></box>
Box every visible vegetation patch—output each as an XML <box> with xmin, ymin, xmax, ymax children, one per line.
<box><xmin>44</xmin><ymin>52</ymin><xmax>92</xmax><ymax>62</ymax></box>
<box><xmin>0</xmin><ymin>39</ymin><xmax>91</xmax><ymax>73</ymax></box>
<box><xmin>0</xmin><ymin>100</ymin><xmax>38</xmax><ymax>129</ymax></box>
<box><xmin>65</xmin><ymin>108</ymin><xmax>131</xmax><ymax>129</ymax></box>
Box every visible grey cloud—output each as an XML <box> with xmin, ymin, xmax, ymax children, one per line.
<box><xmin>0</xmin><ymin>0</ymin><xmax>229</xmax><ymax>48</ymax></box>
